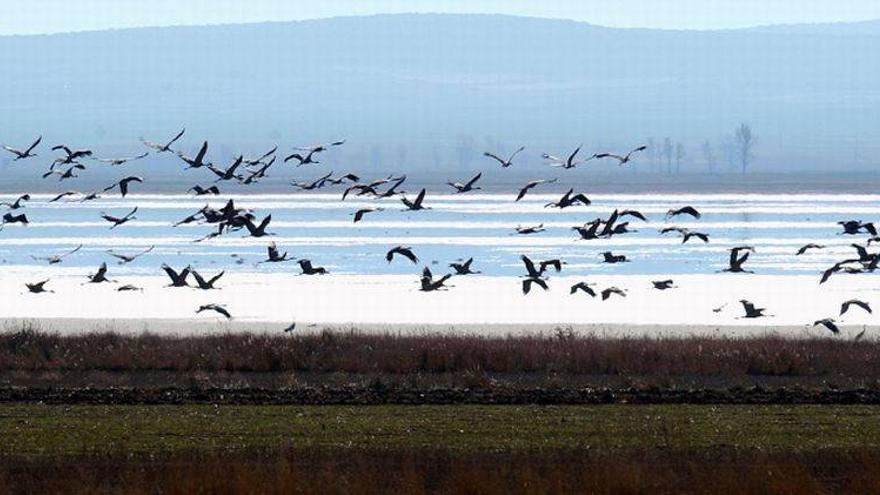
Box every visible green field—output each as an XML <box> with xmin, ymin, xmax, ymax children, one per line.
<box><xmin>1</xmin><ymin>404</ymin><xmax>878</xmax><ymax>458</ymax></box>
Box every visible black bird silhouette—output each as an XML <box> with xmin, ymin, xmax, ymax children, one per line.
<box><xmin>191</xmin><ymin>269</ymin><xmax>224</xmax><ymax>290</ymax></box>
<box><xmin>243</xmin><ymin>146</ymin><xmax>278</xmax><ymax>166</ymax></box>
<box><xmin>601</xmin><ymin>287</ymin><xmax>627</xmax><ymax>300</ymax></box>
<box><xmin>573</xmin><ymin>220</ymin><xmax>603</xmax><ymax>240</ymax></box>
<box><xmin>723</xmin><ymin>246</ymin><xmax>754</xmax><ymax>273</ymax></box>
<box><xmin>196</xmin><ymin>304</ymin><xmax>231</xmax><ymax>319</ymax></box>
<box><xmin>515</xmin><ymin>178</ymin><xmax>557</xmax><ymax>201</ymax></box>
<box><xmin>261</xmin><ymin>242</ymin><xmax>292</xmax><ymax>263</ymax></box>
<box><xmin>87</xmin><ymin>262</ymin><xmax>113</xmax><ymax>283</ymax></box>
<box><xmin>107</xmin><ymin>245</ymin><xmax>154</xmax><ymax>264</ymax></box>
<box><xmin>570</xmin><ymin>281</ymin><xmax>596</xmax><ymax>297</ymax></box>
<box><xmin>284</xmin><ymin>149</ymin><xmax>321</xmax><ymax>165</ymax></box>
<box><xmin>94</xmin><ymin>152</ymin><xmax>149</xmax><ymax>166</ymax></box>
<box><xmin>284</xmin><ymin>140</ymin><xmax>345</xmax><ymax>165</ymax></box>
<box><xmin>242</xmin><ymin>157</ymin><xmax>276</xmax><ymax>184</ymax></box>
<box><xmin>298</xmin><ymin>259</ymin><xmax>328</xmax><ymax>275</ymax></box>
<box><xmin>447</xmin><ymin>172</ymin><xmax>482</xmax><ymax>193</ymax></box>
<box><xmin>545</xmin><ymin>189</ymin><xmax>591</xmax><ymax>209</ymax></box>
<box><xmin>324</xmin><ymin>173</ymin><xmax>361</xmax><ymax>185</ymax></box>
<box><xmin>401</xmin><ymin>188</ymin><xmax>429</xmax><ymax>211</ymax></box>
<box><xmin>522</xmin><ymin>277</ymin><xmax>549</xmax><ymax>294</ymax></box>
<box><xmin>103</xmin><ymin>176</ymin><xmax>143</xmax><ymax>197</ymax></box>
<box><xmin>375</xmin><ymin>176</ymin><xmax>407</xmax><ymax>198</ymax></box>
<box><xmin>32</xmin><ymin>244</ymin><xmax>82</xmax><ymax>265</ymax></box>
<box><xmin>594</xmin><ymin>145</ymin><xmax>647</xmax><ymax>165</ymax></box>
<box><xmin>483</xmin><ymin>146</ymin><xmax>525</xmax><ymax>168</ymax></box>
<box><xmin>243</xmin><ymin>215</ymin><xmax>273</xmax><ymax>237</ymax></box>
<box><xmin>353</xmin><ymin>208</ymin><xmax>382</xmax><ymax>223</ymax></box>
<box><xmin>796</xmin><ymin>243</ymin><xmax>824</xmax><ymax>255</ymax></box>
<box><xmin>49</xmin><ymin>191</ymin><xmax>79</xmax><ymax>202</ymax></box>
<box><xmin>117</xmin><ymin>284</ymin><xmax>143</xmax><ymax>292</ymax></box>
<box><xmin>739</xmin><ymin>299</ymin><xmax>767</xmax><ymax>318</ymax></box>
<box><xmin>51</xmin><ymin>145</ymin><xmax>93</xmax><ymax>164</ymax></box>
<box><xmin>80</xmin><ymin>191</ymin><xmax>101</xmax><ymax>203</ymax></box>
<box><xmin>292</xmin><ymin>171</ymin><xmax>333</xmax><ymax>191</ymax></box>
<box><xmin>421</xmin><ymin>266</ymin><xmax>452</xmax><ymax>292</ymax></box>
<box><xmin>0</xmin><ymin>212</ymin><xmax>29</xmax><ymax>229</ymax></box>
<box><xmin>543</xmin><ymin>145</ymin><xmax>593</xmax><ymax>169</ymax></box>
<box><xmin>100</xmin><ymin>207</ymin><xmax>137</xmax><ymax>229</ymax></box>
<box><xmin>515</xmin><ymin>223</ymin><xmax>545</xmax><ymax>235</ymax></box>
<box><xmin>141</xmin><ymin>128</ymin><xmax>185</xmax><ymax>153</ymax></box>
<box><xmin>851</xmin><ymin>243</ymin><xmax>875</xmax><ymax>262</ymax></box>
<box><xmin>819</xmin><ymin>259</ymin><xmax>862</xmax><ymax>284</ymax></box>
<box><xmin>189</xmin><ymin>185</ymin><xmax>220</xmax><ymax>196</ymax></box>
<box><xmin>161</xmin><ymin>264</ymin><xmax>191</xmax><ymax>287</ymax></box>
<box><xmin>25</xmin><ymin>279</ymin><xmax>52</xmax><ymax>293</ymax></box>
<box><xmin>601</xmin><ymin>252</ymin><xmax>628</xmax><ymax>264</ymax></box>
<box><xmin>450</xmin><ymin>258</ymin><xmax>480</xmax><ymax>275</ymax></box>
<box><xmin>813</xmin><ymin>318</ymin><xmax>840</xmax><ymax>334</ymax></box>
<box><xmin>43</xmin><ymin>164</ymin><xmax>86</xmax><ymax>181</ymax></box>
<box><xmin>177</xmin><ymin>141</ymin><xmax>211</xmax><ymax>169</ymax></box>
<box><xmin>207</xmin><ymin>155</ymin><xmax>245</xmax><ymax>182</ymax></box>
<box><xmin>619</xmin><ymin>209</ymin><xmax>648</xmax><ymax>222</ymax></box>
<box><xmin>652</xmin><ymin>279</ymin><xmax>676</xmax><ymax>290</ymax></box>
<box><xmin>386</xmin><ymin>246</ymin><xmax>418</xmax><ymax>264</ymax></box>
<box><xmin>2</xmin><ymin>136</ymin><xmax>41</xmax><ymax>160</ymax></box>
<box><xmin>520</xmin><ymin>255</ymin><xmax>563</xmax><ymax>278</ymax></box>
<box><xmin>666</xmin><ymin>206</ymin><xmax>701</xmax><ymax>219</ymax></box>
<box><xmin>660</xmin><ymin>227</ymin><xmax>709</xmax><ymax>244</ymax></box>
<box><xmin>838</xmin><ymin>220</ymin><xmax>877</xmax><ymax>236</ymax></box>
<box><xmin>840</xmin><ymin>299</ymin><xmax>872</xmax><ymax>316</ymax></box>
<box><xmin>0</xmin><ymin>194</ymin><xmax>30</xmax><ymax>209</ymax></box>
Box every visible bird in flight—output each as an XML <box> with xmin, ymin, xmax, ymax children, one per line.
<box><xmin>666</xmin><ymin>206</ymin><xmax>702</xmax><ymax>220</ymax></box>
<box><xmin>2</xmin><ymin>136</ymin><xmax>41</xmax><ymax>161</ymax></box>
<box><xmin>191</xmin><ymin>269</ymin><xmax>224</xmax><ymax>290</ymax></box>
<box><xmin>570</xmin><ymin>281</ymin><xmax>597</xmax><ymax>297</ymax></box>
<box><xmin>594</xmin><ymin>145</ymin><xmax>647</xmax><ymax>165</ymax></box>
<box><xmin>25</xmin><ymin>279</ymin><xmax>52</xmax><ymax>294</ymax></box>
<box><xmin>483</xmin><ymin>146</ymin><xmax>525</xmax><ymax>168</ymax></box>
<box><xmin>543</xmin><ymin>145</ymin><xmax>593</xmax><ymax>169</ymax></box>
<box><xmin>103</xmin><ymin>176</ymin><xmax>144</xmax><ymax>197</ymax></box>
<box><xmin>447</xmin><ymin>172</ymin><xmax>482</xmax><ymax>193</ymax></box>
<box><xmin>100</xmin><ymin>207</ymin><xmax>138</xmax><ymax>229</ymax></box>
<box><xmin>420</xmin><ymin>266</ymin><xmax>452</xmax><ymax>292</ymax></box>
<box><xmin>386</xmin><ymin>246</ymin><xmax>418</xmax><ymax>264</ymax></box>
<box><xmin>516</xmin><ymin>178</ymin><xmax>557</xmax><ymax>202</ymax></box>
<box><xmin>94</xmin><ymin>152</ymin><xmax>149</xmax><ymax>166</ymax></box>
<box><xmin>840</xmin><ymin>299</ymin><xmax>871</xmax><ymax>316</ymax></box>
<box><xmin>450</xmin><ymin>258</ymin><xmax>480</xmax><ymax>275</ymax></box>
<box><xmin>739</xmin><ymin>299</ymin><xmax>768</xmax><ymax>318</ymax></box>
<box><xmin>141</xmin><ymin>128</ymin><xmax>186</xmax><ymax>153</ymax></box>
<box><xmin>401</xmin><ymin>188</ymin><xmax>429</xmax><ymax>211</ymax></box>
<box><xmin>813</xmin><ymin>318</ymin><xmax>840</xmax><ymax>334</ymax></box>
<box><xmin>197</xmin><ymin>303</ymin><xmax>232</xmax><ymax>319</ymax></box>
<box><xmin>107</xmin><ymin>246</ymin><xmax>154</xmax><ymax>264</ymax></box>
<box><xmin>0</xmin><ymin>194</ymin><xmax>31</xmax><ymax>210</ymax></box>
<box><xmin>796</xmin><ymin>243</ymin><xmax>824</xmax><ymax>255</ymax></box>
<box><xmin>177</xmin><ymin>141</ymin><xmax>211</xmax><ymax>169</ymax></box>
<box><xmin>31</xmin><ymin>244</ymin><xmax>82</xmax><ymax>265</ymax></box>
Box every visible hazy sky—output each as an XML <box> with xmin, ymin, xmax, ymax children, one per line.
<box><xmin>2</xmin><ymin>0</ymin><xmax>879</xmax><ymax>35</ymax></box>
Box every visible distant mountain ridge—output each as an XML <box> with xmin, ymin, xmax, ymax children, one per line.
<box><xmin>0</xmin><ymin>13</ymin><xmax>878</xmax><ymax>179</ymax></box>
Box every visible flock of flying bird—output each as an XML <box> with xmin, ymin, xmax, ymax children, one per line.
<box><xmin>1</xmin><ymin>131</ymin><xmax>875</xmax><ymax>335</ymax></box>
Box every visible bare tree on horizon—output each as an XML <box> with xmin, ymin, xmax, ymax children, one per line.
<box><xmin>700</xmin><ymin>139</ymin><xmax>717</xmax><ymax>173</ymax></box>
<box><xmin>675</xmin><ymin>142</ymin><xmax>686</xmax><ymax>174</ymax></box>
<box><xmin>662</xmin><ymin>137</ymin><xmax>673</xmax><ymax>175</ymax></box>
<box><xmin>734</xmin><ymin>123</ymin><xmax>756</xmax><ymax>174</ymax></box>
